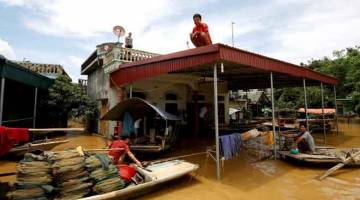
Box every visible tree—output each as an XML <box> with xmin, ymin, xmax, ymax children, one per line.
<box><xmin>46</xmin><ymin>75</ymin><xmax>96</xmax><ymax>126</ymax></box>
<box><xmin>275</xmin><ymin>45</ymin><xmax>360</xmax><ymax>114</ymax></box>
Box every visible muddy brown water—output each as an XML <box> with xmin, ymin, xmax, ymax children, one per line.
<box><xmin>1</xmin><ymin>118</ymin><xmax>360</xmax><ymax>200</ymax></box>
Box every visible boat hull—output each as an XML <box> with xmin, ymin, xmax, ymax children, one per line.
<box><xmin>79</xmin><ymin>160</ymin><xmax>199</xmax><ymax>200</ymax></box>
<box><xmin>279</xmin><ymin>147</ymin><xmax>360</xmax><ymax>166</ymax></box>
<box><xmin>7</xmin><ymin>140</ymin><xmax>69</xmax><ymax>157</ymax></box>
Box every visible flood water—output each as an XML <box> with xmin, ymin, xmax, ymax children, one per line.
<box><xmin>1</xmin><ymin>118</ymin><xmax>360</xmax><ymax>200</ymax></box>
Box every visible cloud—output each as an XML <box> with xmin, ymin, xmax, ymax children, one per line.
<box><xmin>0</xmin><ymin>38</ymin><xmax>16</xmax><ymax>59</ymax></box>
<box><xmin>261</xmin><ymin>0</ymin><xmax>360</xmax><ymax>64</ymax></box>
<box><xmin>2</xmin><ymin>0</ymin><xmax>360</xmax><ymax>78</ymax></box>
<box><xmin>63</xmin><ymin>55</ymin><xmax>87</xmax><ymax>82</ymax></box>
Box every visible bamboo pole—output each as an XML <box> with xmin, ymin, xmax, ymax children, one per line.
<box><xmin>270</xmin><ymin>72</ymin><xmax>277</xmax><ymax>159</ymax></box>
<box><xmin>28</xmin><ymin>128</ymin><xmax>85</xmax><ymax>132</ymax></box>
<box><xmin>303</xmin><ymin>78</ymin><xmax>309</xmax><ymax>131</ymax></box>
<box><xmin>321</xmin><ymin>82</ymin><xmax>326</xmax><ymax>145</ymax></box>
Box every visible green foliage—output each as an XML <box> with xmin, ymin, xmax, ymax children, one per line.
<box><xmin>47</xmin><ymin>75</ymin><xmax>96</xmax><ymax>119</ymax></box>
<box><xmin>275</xmin><ymin>45</ymin><xmax>360</xmax><ymax>114</ymax></box>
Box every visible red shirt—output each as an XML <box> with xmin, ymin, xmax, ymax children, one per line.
<box><xmin>108</xmin><ymin>140</ymin><xmax>130</xmax><ymax>164</ymax></box>
<box><xmin>192</xmin><ymin>22</ymin><xmax>212</xmax><ymax>43</ymax></box>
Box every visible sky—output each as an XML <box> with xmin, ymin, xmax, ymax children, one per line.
<box><xmin>0</xmin><ymin>0</ymin><xmax>360</xmax><ymax>81</ymax></box>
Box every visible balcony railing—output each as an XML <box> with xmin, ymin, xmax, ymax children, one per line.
<box><xmin>105</xmin><ymin>48</ymin><xmax>158</xmax><ymax>63</ymax></box>
<box><xmin>103</xmin><ymin>47</ymin><xmax>159</xmax><ymax>74</ymax></box>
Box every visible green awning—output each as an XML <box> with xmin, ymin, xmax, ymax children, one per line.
<box><xmin>0</xmin><ymin>60</ymin><xmax>53</xmax><ymax>89</ymax></box>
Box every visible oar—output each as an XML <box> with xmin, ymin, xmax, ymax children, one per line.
<box><xmin>318</xmin><ymin>150</ymin><xmax>360</xmax><ymax>180</ymax></box>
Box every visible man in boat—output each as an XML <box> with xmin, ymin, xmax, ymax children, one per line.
<box><xmin>108</xmin><ymin>135</ymin><xmax>143</xmax><ymax>167</ymax></box>
<box><xmin>281</xmin><ymin>124</ymin><xmax>316</xmax><ymax>154</ymax></box>
<box><xmin>190</xmin><ymin>13</ymin><xmax>212</xmax><ymax>47</ymax></box>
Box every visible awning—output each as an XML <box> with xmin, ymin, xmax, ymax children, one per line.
<box><xmin>101</xmin><ymin>97</ymin><xmax>180</xmax><ymax>121</ymax></box>
<box><xmin>298</xmin><ymin>108</ymin><xmax>335</xmax><ymax>115</ymax></box>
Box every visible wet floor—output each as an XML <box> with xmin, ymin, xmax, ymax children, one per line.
<box><xmin>1</xmin><ymin>118</ymin><xmax>360</xmax><ymax>200</ymax></box>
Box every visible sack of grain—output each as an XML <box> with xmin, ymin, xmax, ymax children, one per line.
<box><xmin>7</xmin><ymin>153</ymin><xmax>54</xmax><ymax>200</ymax></box>
<box><xmin>50</xmin><ymin>150</ymin><xmax>92</xmax><ymax>200</ymax></box>
<box><xmin>86</xmin><ymin>153</ymin><xmax>125</xmax><ymax>194</ymax></box>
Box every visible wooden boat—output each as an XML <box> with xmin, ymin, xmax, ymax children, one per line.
<box><xmin>278</xmin><ymin>147</ymin><xmax>360</xmax><ymax>166</ymax></box>
<box><xmin>79</xmin><ymin>160</ymin><xmax>199</xmax><ymax>200</ymax></box>
<box><xmin>8</xmin><ymin>139</ymin><xmax>69</xmax><ymax>157</ymax></box>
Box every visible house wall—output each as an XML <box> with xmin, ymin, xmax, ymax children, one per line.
<box><xmin>87</xmin><ymin>70</ymin><xmax>230</xmax><ymax>137</ymax></box>
<box><xmin>130</xmin><ymin>77</ymin><xmax>230</xmax><ymax>125</ymax></box>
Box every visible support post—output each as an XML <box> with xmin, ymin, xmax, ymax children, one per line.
<box><xmin>270</xmin><ymin>72</ymin><xmax>276</xmax><ymax>159</ymax></box>
<box><xmin>334</xmin><ymin>85</ymin><xmax>339</xmax><ymax>135</ymax></box>
<box><xmin>129</xmin><ymin>84</ymin><xmax>133</xmax><ymax>98</ymax></box>
<box><xmin>321</xmin><ymin>82</ymin><xmax>326</xmax><ymax>145</ymax></box>
<box><xmin>303</xmin><ymin>78</ymin><xmax>309</xmax><ymax>131</ymax></box>
<box><xmin>0</xmin><ymin>77</ymin><xmax>5</xmax><ymax>125</ymax></box>
<box><xmin>33</xmin><ymin>87</ymin><xmax>38</xmax><ymax>128</ymax></box>
<box><xmin>213</xmin><ymin>63</ymin><xmax>220</xmax><ymax>180</ymax></box>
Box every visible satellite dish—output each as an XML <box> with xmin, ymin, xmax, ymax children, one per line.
<box><xmin>113</xmin><ymin>25</ymin><xmax>125</xmax><ymax>43</ymax></box>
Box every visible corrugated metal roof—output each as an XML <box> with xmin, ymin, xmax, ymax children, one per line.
<box><xmin>0</xmin><ymin>60</ymin><xmax>53</xmax><ymax>89</ymax></box>
<box><xmin>110</xmin><ymin>43</ymin><xmax>338</xmax><ymax>89</ymax></box>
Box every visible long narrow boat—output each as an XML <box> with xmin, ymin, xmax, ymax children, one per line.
<box><xmin>8</xmin><ymin>139</ymin><xmax>69</xmax><ymax>157</ymax></box>
<box><xmin>80</xmin><ymin>160</ymin><xmax>199</xmax><ymax>200</ymax></box>
<box><xmin>278</xmin><ymin>147</ymin><xmax>360</xmax><ymax>166</ymax></box>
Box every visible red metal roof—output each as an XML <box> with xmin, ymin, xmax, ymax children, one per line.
<box><xmin>110</xmin><ymin>43</ymin><xmax>337</xmax><ymax>88</ymax></box>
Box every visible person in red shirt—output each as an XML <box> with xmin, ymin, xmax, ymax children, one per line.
<box><xmin>108</xmin><ymin>135</ymin><xmax>143</xmax><ymax>167</ymax></box>
<box><xmin>190</xmin><ymin>13</ymin><xmax>212</xmax><ymax>47</ymax></box>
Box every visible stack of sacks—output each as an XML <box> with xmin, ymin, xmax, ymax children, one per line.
<box><xmin>86</xmin><ymin>154</ymin><xmax>125</xmax><ymax>194</ymax></box>
<box><xmin>50</xmin><ymin>151</ymin><xmax>92</xmax><ymax>200</ymax></box>
<box><xmin>7</xmin><ymin>153</ymin><xmax>53</xmax><ymax>200</ymax></box>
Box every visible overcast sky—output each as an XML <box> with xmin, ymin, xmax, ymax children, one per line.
<box><xmin>1</xmin><ymin>0</ymin><xmax>360</xmax><ymax>81</ymax></box>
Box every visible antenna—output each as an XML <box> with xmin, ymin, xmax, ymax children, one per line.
<box><xmin>113</xmin><ymin>25</ymin><xmax>126</xmax><ymax>43</ymax></box>
<box><xmin>231</xmin><ymin>21</ymin><xmax>235</xmax><ymax>47</ymax></box>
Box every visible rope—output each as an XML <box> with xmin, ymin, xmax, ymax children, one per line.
<box><xmin>147</xmin><ymin>151</ymin><xmax>208</xmax><ymax>164</ymax></box>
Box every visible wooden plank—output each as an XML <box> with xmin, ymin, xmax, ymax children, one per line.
<box><xmin>318</xmin><ymin>151</ymin><xmax>360</xmax><ymax>180</ymax></box>
<box><xmin>278</xmin><ymin>151</ymin><xmax>336</xmax><ymax>160</ymax></box>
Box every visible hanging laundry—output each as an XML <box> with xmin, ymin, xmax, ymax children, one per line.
<box><xmin>220</xmin><ymin>133</ymin><xmax>242</xmax><ymax>160</ymax></box>
<box><xmin>122</xmin><ymin>112</ymin><xmax>134</xmax><ymax>136</ymax></box>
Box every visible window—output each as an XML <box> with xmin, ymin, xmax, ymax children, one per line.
<box><xmin>165</xmin><ymin>93</ymin><xmax>177</xmax><ymax>100</ymax></box>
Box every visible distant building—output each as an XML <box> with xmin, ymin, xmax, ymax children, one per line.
<box><xmin>229</xmin><ymin>90</ymin><xmax>270</xmax><ymax>118</ymax></box>
<box><xmin>15</xmin><ymin>61</ymin><xmax>71</xmax><ymax>80</ymax></box>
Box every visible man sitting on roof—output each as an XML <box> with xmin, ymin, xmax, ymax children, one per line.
<box><xmin>281</xmin><ymin>124</ymin><xmax>316</xmax><ymax>154</ymax></box>
<box><xmin>190</xmin><ymin>13</ymin><xmax>212</xmax><ymax>47</ymax></box>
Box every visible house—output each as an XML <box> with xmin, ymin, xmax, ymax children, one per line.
<box><xmin>81</xmin><ymin>43</ymin><xmax>338</xmax><ymax>139</ymax></box>
<box><xmin>81</xmin><ymin>43</ymin><xmax>230</xmax><ymax>137</ymax></box>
